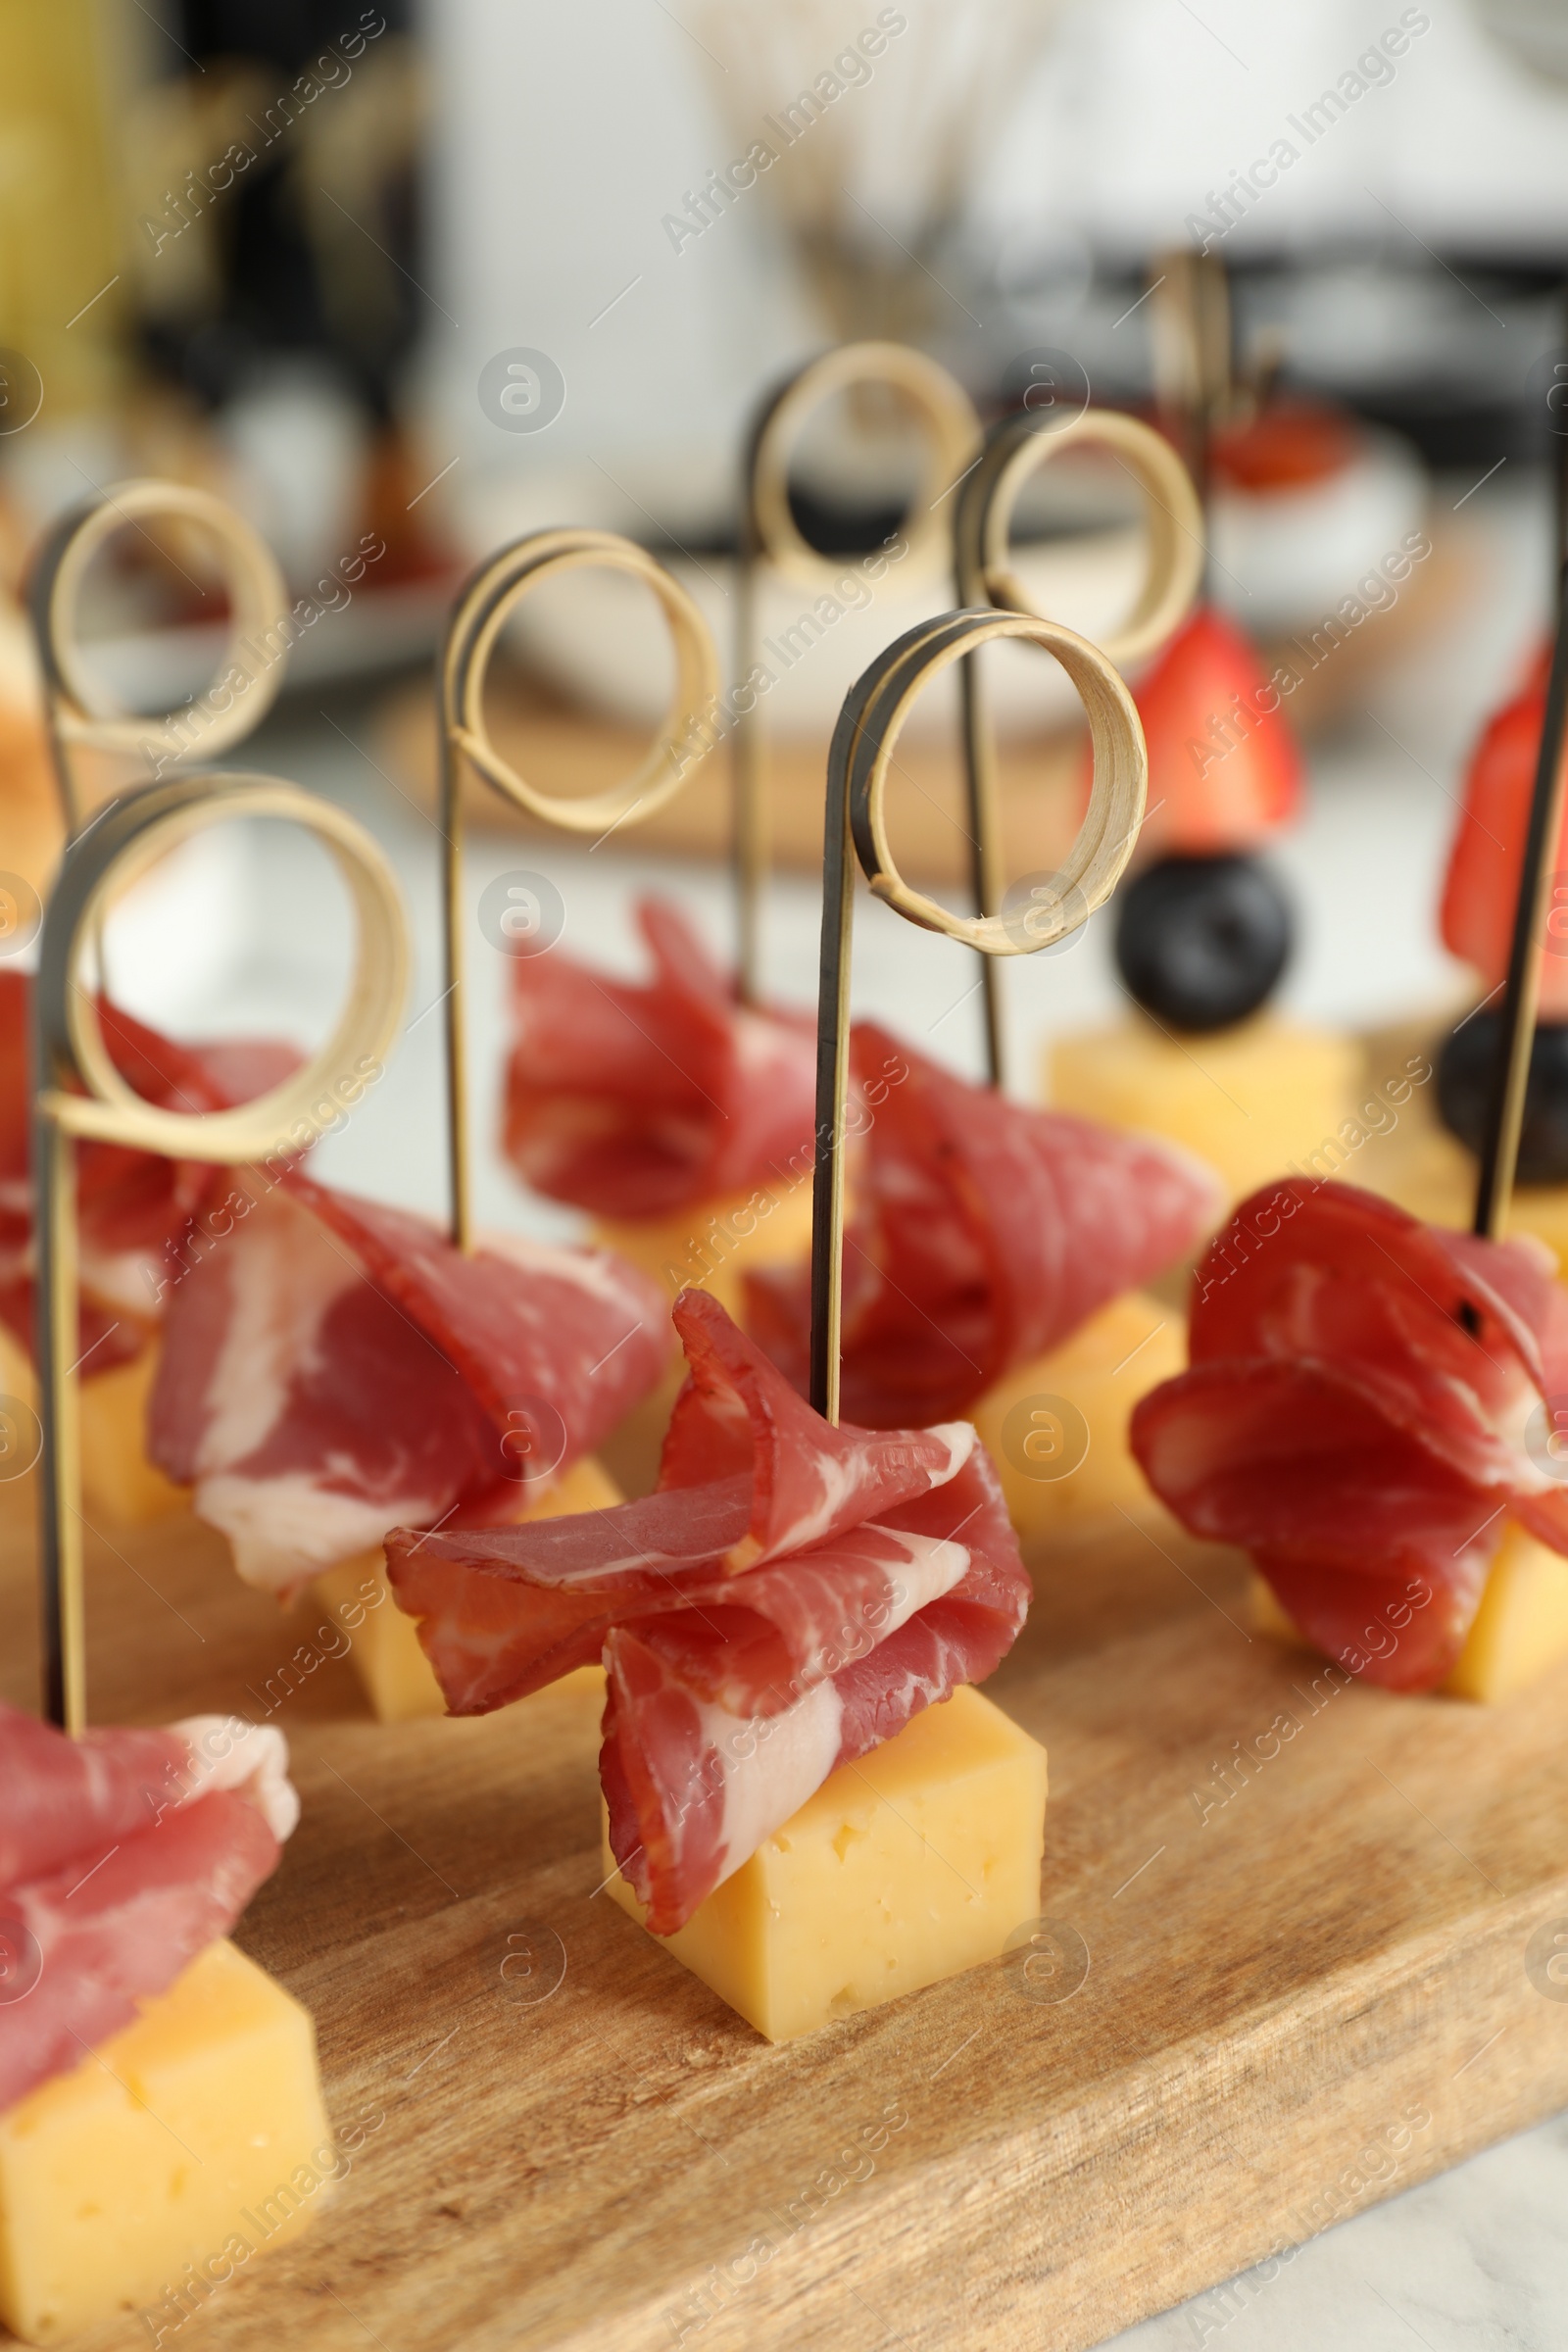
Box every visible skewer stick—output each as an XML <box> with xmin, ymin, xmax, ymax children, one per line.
<box><xmin>32</xmin><ymin>773</ymin><xmax>409</xmax><ymax>1730</ymax></box>
<box><xmin>438</xmin><ymin>529</ymin><xmax>720</xmax><ymax>1253</ymax></box>
<box><xmin>26</xmin><ymin>482</ymin><xmax>288</xmax><ymax>834</ymax></box>
<box><xmin>736</xmin><ymin>343</ymin><xmax>978</xmax><ymax>1005</ymax></box>
<box><xmin>952</xmin><ymin>408</ymin><xmax>1203</xmax><ymax>1091</ymax></box>
<box><xmin>1149</xmin><ymin>251</ymin><xmax>1231</xmax><ymax>529</ymax></box>
<box><xmin>1473</xmin><ymin>566</ymin><xmax>1568</xmax><ymax>1242</ymax></box>
<box><xmin>809</xmin><ymin>609</ymin><xmax>1148</xmax><ymax>1422</ymax></box>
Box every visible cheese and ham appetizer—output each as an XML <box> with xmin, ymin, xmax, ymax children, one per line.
<box><xmin>0</xmin><ymin>1706</ymin><xmax>296</xmax><ymax>2113</ymax></box>
<box><xmin>386</xmin><ymin>1288</ymin><xmax>1030</xmax><ymax>1934</ymax></box>
<box><xmin>502</xmin><ymin>896</ymin><xmax>817</xmax><ymax>1220</ymax></box>
<box><xmin>1130</xmin><ymin>1179</ymin><xmax>1568</xmax><ymax>1690</ymax></box>
<box><xmin>147</xmin><ymin>1171</ymin><xmax>670</xmax><ymax>1593</ymax></box>
<box><xmin>0</xmin><ymin>970</ymin><xmax>301</xmax><ymax>1374</ymax></box>
<box><xmin>743</xmin><ymin>1026</ymin><xmax>1223</xmax><ymax>1427</ymax></box>
<box><xmin>1440</xmin><ymin>648</ymin><xmax>1564</xmax><ymax>1013</ymax></box>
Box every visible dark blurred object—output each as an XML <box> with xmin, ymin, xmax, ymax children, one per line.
<box><xmin>1114</xmin><ymin>855</ymin><xmax>1293</xmax><ymax>1034</ymax></box>
<box><xmin>127</xmin><ymin>1</ymin><xmax>422</xmax><ymax>421</ymax></box>
<box><xmin>1438</xmin><ymin>1011</ymin><xmax>1568</xmax><ymax>1183</ymax></box>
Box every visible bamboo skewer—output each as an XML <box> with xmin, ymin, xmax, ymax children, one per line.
<box><xmin>437</xmin><ymin>529</ymin><xmax>720</xmax><ymax>1253</ymax></box>
<box><xmin>1472</xmin><ymin>567</ymin><xmax>1568</xmax><ymax>1242</ymax></box>
<box><xmin>736</xmin><ymin>342</ymin><xmax>978</xmax><ymax>1005</ymax></box>
<box><xmin>26</xmin><ymin>481</ymin><xmax>288</xmax><ymax>835</ymax></box>
<box><xmin>32</xmin><ymin>773</ymin><xmax>409</xmax><ymax>1731</ymax></box>
<box><xmin>1149</xmin><ymin>250</ymin><xmax>1231</xmax><ymax>534</ymax></box>
<box><xmin>808</xmin><ymin>608</ymin><xmax>1148</xmax><ymax>1422</ymax></box>
<box><xmin>952</xmin><ymin>408</ymin><xmax>1203</xmax><ymax>1091</ymax></box>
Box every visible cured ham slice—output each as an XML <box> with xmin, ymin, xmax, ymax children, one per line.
<box><xmin>148</xmin><ymin>1170</ymin><xmax>670</xmax><ymax>1592</ymax></box>
<box><xmin>0</xmin><ymin>1707</ymin><xmax>294</xmax><ymax>2112</ymax></box>
<box><xmin>744</xmin><ymin>1026</ymin><xmax>1222</xmax><ymax>1427</ymax></box>
<box><xmin>0</xmin><ymin>970</ymin><xmax>302</xmax><ymax>1371</ymax></box>
<box><xmin>1440</xmin><ymin>654</ymin><xmax>1568</xmax><ymax>1017</ymax></box>
<box><xmin>1130</xmin><ymin>1178</ymin><xmax>1568</xmax><ymax>1690</ymax></box>
<box><xmin>387</xmin><ymin>1288</ymin><xmax>1030</xmax><ymax>1933</ymax></box>
<box><xmin>502</xmin><ymin>895</ymin><xmax>818</xmax><ymax>1219</ymax></box>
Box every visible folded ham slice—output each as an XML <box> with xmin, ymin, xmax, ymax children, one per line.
<box><xmin>0</xmin><ymin>969</ymin><xmax>302</xmax><ymax>1374</ymax></box>
<box><xmin>745</xmin><ymin>1024</ymin><xmax>1223</xmax><ymax>1427</ymax></box>
<box><xmin>502</xmin><ymin>896</ymin><xmax>818</xmax><ymax>1220</ymax></box>
<box><xmin>148</xmin><ymin>1171</ymin><xmax>671</xmax><ymax>1593</ymax></box>
<box><xmin>1130</xmin><ymin>1179</ymin><xmax>1568</xmax><ymax>1690</ymax></box>
<box><xmin>387</xmin><ymin>1289</ymin><xmax>1030</xmax><ymax>1933</ymax></box>
<box><xmin>0</xmin><ymin>1707</ymin><xmax>295</xmax><ymax>2113</ymax></box>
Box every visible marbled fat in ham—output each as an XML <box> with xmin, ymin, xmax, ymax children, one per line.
<box><xmin>387</xmin><ymin>1289</ymin><xmax>1029</xmax><ymax>1933</ymax></box>
<box><xmin>745</xmin><ymin>1024</ymin><xmax>1223</xmax><ymax>1426</ymax></box>
<box><xmin>149</xmin><ymin>1171</ymin><xmax>671</xmax><ymax>1592</ymax></box>
<box><xmin>1130</xmin><ymin>1178</ymin><xmax>1568</xmax><ymax>1690</ymax></box>
<box><xmin>0</xmin><ymin>1707</ymin><xmax>295</xmax><ymax>2112</ymax></box>
<box><xmin>0</xmin><ymin>970</ymin><xmax>302</xmax><ymax>1372</ymax></box>
<box><xmin>502</xmin><ymin>896</ymin><xmax>818</xmax><ymax>1219</ymax></box>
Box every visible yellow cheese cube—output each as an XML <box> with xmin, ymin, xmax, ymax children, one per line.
<box><xmin>1249</xmin><ymin>1521</ymin><xmax>1568</xmax><ymax>1704</ymax></box>
<box><xmin>1049</xmin><ymin>1016</ymin><xmax>1359</xmax><ymax>1204</ymax></box>
<box><xmin>592</xmin><ymin>1172</ymin><xmax>815</xmax><ymax>1320</ymax></box>
<box><xmin>603</xmin><ymin>1685</ymin><xmax>1048</xmax><ymax>2042</ymax></box>
<box><xmin>1508</xmin><ymin>1190</ymin><xmax>1568</xmax><ymax>1265</ymax></box>
<box><xmin>0</xmin><ymin>1326</ymin><xmax>186</xmax><ymax>1527</ymax></box>
<box><xmin>80</xmin><ymin>1346</ymin><xmax>189</xmax><ymax>1526</ymax></box>
<box><xmin>970</xmin><ymin>1291</ymin><xmax>1184</xmax><ymax>1536</ymax></box>
<box><xmin>1444</xmin><ymin>1523</ymin><xmax>1568</xmax><ymax>1702</ymax></box>
<box><xmin>0</xmin><ymin>1939</ymin><xmax>332</xmax><ymax>2346</ymax></box>
<box><xmin>314</xmin><ymin>1454</ymin><xmax>622</xmax><ymax>1721</ymax></box>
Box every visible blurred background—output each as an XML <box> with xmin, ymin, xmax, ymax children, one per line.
<box><xmin>6</xmin><ymin>0</ymin><xmax>1568</xmax><ymax>1232</ymax></box>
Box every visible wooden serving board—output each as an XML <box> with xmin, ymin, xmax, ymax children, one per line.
<box><xmin>4</xmin><ymin>1481</ymin><xmax>1568</xmax><ymax>2352</ymax></box>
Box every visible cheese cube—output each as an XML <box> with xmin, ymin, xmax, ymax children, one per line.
<box><xmin>1049</xmin><ymin>1017</ymin><xmax>1359</xmax><ymax>1204</ymax></box>
<box><xmin>314</xmin><ymin>1454</ymin><xmax>622</xmax><ymax>1721</ymax></box>
<box><xmin>1444</xmin><ymin>1523</ymin><xmax>1568</xmax><ymax>1702</ymax></box>
<box><xmin>592</xmin><ymin>1173</ymin><xmax>815</xmax><ymax>1320</ymax></box>
<box><xmin>1507</xmin><ymin>1188</ymin><xmax>1568</xmax><ymax>1268</ymax></box>
<box><xmin>80</xmin><ymin>1346</ymin><xmax>189</xmax><ymax>1526</ymax></box>
<box><xmin>1249</xmin><ymin>1521</ymin><xmax>1568</xmax><ymax>1704</ymax></box>
<box><xmin>603</xmin><ymin>1685</ymin><xmax>1048</xmax><ymax>2042</ymax></box>
<box><xmin>0</xmin><ymin>1326</ymin><xmax>186</xmax><ymax>1527</ymax></box>
<box><xmin>970</xmin><ymin>1291</ymin><xmax>1184</xmax><ymax>1536</ymax></box>
<box><xmin>0</xmin><ymin>1939</ymin><xmax>332</xmax><ymax>2346</ymax></box>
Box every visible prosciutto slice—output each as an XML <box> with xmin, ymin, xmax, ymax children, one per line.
<box><xmin>0</xmin><ymin>969</ymin><xmax>302</xmax><ymax>1374</ymax></box>
<box><xmin>745</xmin><ymin>1024</ymin><xmax>1223</xmax><ymax>1426</ymax></box>
<box><xmin>1130</xmin><ymin>1178</ymin><xmax>1568</xmax><ymax>1690</ymax></box>
<box><xmin>502</xmin><ymin>896</ymin><xmax>818</xmax><ymax>1219</ymax></box>
<box><xmin>387</xmin><ymin>1288</ymin><xmax>1029</xmax><ymax>1933</ymax></box>
<box><xmin>0</xmin><ymin>1707</ymin><xmax>296</xmax><ymax>2113</ymax></box>
<box><xmin>147</xmin><ymin>1170</ymin><xmax>671</xmax><ymax>1592</ymax></box>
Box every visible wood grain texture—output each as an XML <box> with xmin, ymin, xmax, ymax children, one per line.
<box><xmin>4</xmin><ymin>1482</ymin><xmax>1568</xmax><ymax>2352</ymax></box>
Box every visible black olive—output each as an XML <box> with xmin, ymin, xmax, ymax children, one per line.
<box><xmin>1114</xmin><ymin>854</ymin><xmax>1293</xmax><ymax>1034</ymax></box>
<box><xmin>1437</xmin><ymin>1013</ymin><xmax>1568</xmax><ymax>1185</ymax></box>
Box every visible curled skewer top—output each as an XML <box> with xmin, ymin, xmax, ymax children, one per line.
<box><xmin>849</xmin><ymin>609</ymin><xmax>1147</xmax><ymax>952</ymax></box>
<box><xmin>745</xmin><ymin>341</ymin><xmax>979</xmax><ymax>587</ymax></box>
<box><xmin>437</xmin><ymin>526</ymin><xmax>723</xmax><ymax>1253</ymax></box>
<box><xmin>32</xmin><ymin>770</ymin><xmax>410</xmax><ymax>1730</ymax></box>
<box><xmin>35</xmin><ymin>773</ymin><xmax>410</xmax><ymax>1162</ymax></box>
<box><xmin>953</xmin><ymin>408</ymin><xmax>1203</xmax><ymax>672</ymax></box>
<box><xmin>810</xmin><ymin>605</ymin><xmax>1149</xmax><ymax>1420</ymax></box>
<box><xmin>441</xmin><ymin>526</ymin><xmax>719</xmax><ymax>836</ymax></box>
<box><xmin>28</xmin><ymin>481</ymin><xmax>290</xmax><ymax>822</ymax></box>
